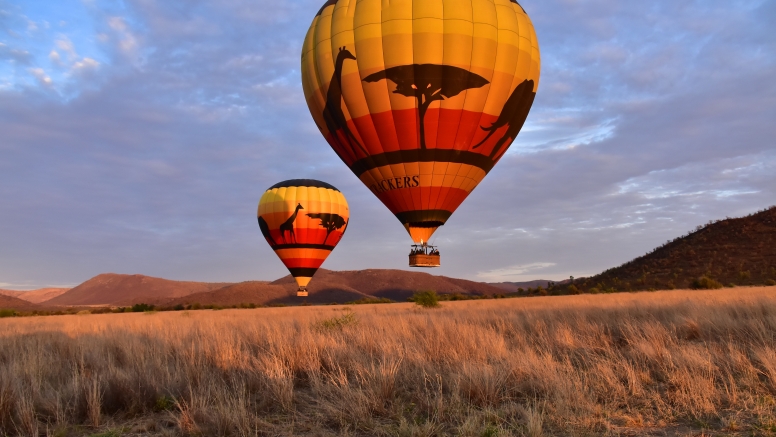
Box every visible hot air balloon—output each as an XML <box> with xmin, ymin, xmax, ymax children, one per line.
<box><xmin>301</xmin><ymin>0</ymin><xmax>540</xmax><ymax>267</ymax></box>
<box><xmin>257</xmin><ymin>180</ymin><xmax>349</xmax><ymax>296</ymax></box>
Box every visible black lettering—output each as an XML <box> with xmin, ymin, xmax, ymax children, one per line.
<box><xmin>380</xmin><ymin>180</ymin><xmax>391</xmax><ymax>191</ymax></box>
<box><xmin>386</xmin><ymin>179</ymin><xmax>396</xmax><ymax>190</ymax></box>
<box><xmin>412</xmin><ymin>175</ymin><xmax>420</xmax><ymax>187</ymax></box>
<box><xmin>403</xmin><ymin>176</ymin><xmax>411</xmax><ymax>188</ymax></box>
<box><xmin>369</xmin><ymin>184</ymin><xmax>381</xmax><ymax>195</ymax></box>
<box><xmin>395</xmin><ymin>177</ymin><xmax>403</xmax><ymax>189</ymax></box>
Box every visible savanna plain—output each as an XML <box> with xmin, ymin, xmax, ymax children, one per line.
<box><xmin>2</xmin><ymin>287</ymin><xmax>776</xmax><ymax>437</ymax></box>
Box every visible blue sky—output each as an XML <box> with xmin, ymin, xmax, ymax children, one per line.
<box><xmin>1</xmin><ymin>0</ymin><xmax>774</xmax><ymax>289</ymax></box>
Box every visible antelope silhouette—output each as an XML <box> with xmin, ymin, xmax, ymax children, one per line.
<box><xmin>279</xmin><ymin>203</ymin><xmax>304</xmax><ymax>244</ymax></box>
<box><xmin>258</xmin><ymin>216</ymin><xmax>277</xmax><ymax>246</ymax></box>
<box><xmin>472</xmin><ymin>79</ymin><xmax>536</xmax><ymax>160</ymax></box>
<box><xmin>323</xmin><ymin>47</ymin><xmax>368</xmax><ymax>157</ymax></box>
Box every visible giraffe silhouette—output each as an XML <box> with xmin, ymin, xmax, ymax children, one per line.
<box><xmin>323</xmin><ymin>47</ymin><xmax>368</xmax><ymax>157</ymax></box>
<box><xmin>258</xmin><ymin>216</ymin><xmax>277</xmax><ymax>246</ymax></box>
<box><xmin>472</xmin><ymin>79</ymin><xmax>536</xmax><ymax>160</ymax></box>
<box><xmin>279</xmin><ymin>203</ymin><xmax>304</xmax><ymax>244</ymax></box>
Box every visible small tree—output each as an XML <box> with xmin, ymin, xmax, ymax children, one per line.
<box><xmin>691</xmin><ymin>276</ymin><xmax>723</xmax><ymax>290</ymax></box>
<box><xmin>412</xmin><ymin>290</ymin><xmax>440</xmax><ymax>308</ymax></box>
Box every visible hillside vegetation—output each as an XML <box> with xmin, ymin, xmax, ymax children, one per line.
<box><xmin>553</xmin><ymin>206</ymin><xmax>776</xmax><ymax>294</ymax></box>
<box><xmin>1</xmin><ymin>288</ymin><xmax>776</xmax><ymax>436</ymax></box>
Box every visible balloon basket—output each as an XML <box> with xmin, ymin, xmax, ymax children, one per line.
<box><xmin>409</xmin><ymin>243</ymin><xmax>440</xmax><ymax>268</ymax></box>
<box><xmin>297</xmin><ymin>289</ymin><xmax>309</xmax><ymax>297</ymax></box>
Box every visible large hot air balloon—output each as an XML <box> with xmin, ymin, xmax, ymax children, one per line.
<box><xmin>257</xmin><ymin>180</ymin><xmax>349</xmax><ymax>296</ymax></box>
<box><xmin>301</xmin><ymin>0</ymin><xmax>540</xmax><ymax>266</ymax></box>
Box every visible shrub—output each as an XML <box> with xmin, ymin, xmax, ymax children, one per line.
<box><xmin>0</xmin><ymin>309</ymin><xmax>17</xmax><ymax>318</ymax></box>
<box><xmin>131</xmin><ymin>303</ymin><xmax>155</xmax><ymax>312</ymax></box>
<box><xmin>691</xmin><ymin>276</ymin><xmax>723</xmax><ymax>290</ymax></box>
<box><xmin>346</xmin><ymin>297</ymin><xmax>394</xmax><ymax>305</ymax></box>
<box><xmin>411</xmin><ymin>290</ymin><xmax>440</xmax><ymax>308</ymax></box>
<box><xmin>766</xmin><ymin>279</ymin><xmax>776</xmax><ymax>286</ymax></box>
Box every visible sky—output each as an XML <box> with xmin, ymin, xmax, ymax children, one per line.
<box><xmin>1</xmin><ymin>0</ymin><xmax>775</xmax><ymax>289</ymax></box>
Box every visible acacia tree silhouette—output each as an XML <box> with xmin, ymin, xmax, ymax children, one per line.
<box><xmin>306</xmin><ymin>213</ymin><xmax>347</xmax><ymax>245</ymax></box>
<box><xmin>363</xmin><ymin>64</ymin><xmax>489</xmax><ymax>149</ymax></box>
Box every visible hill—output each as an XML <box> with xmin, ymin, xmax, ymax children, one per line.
<box><xmin>0</xmin><ymin>294</ymin><xmax>40</xmax><ymax>311</ymax></box>
<box><xmin>0</xmin><ymin>289</ymin><xmax>23</xmax><ymax>299</ymax></box>
<box><xmin>166</xmin><ymin>278</ymin><xmax>371</xmax><ymax>307</ymax></box>
<box><xmin>3</xmin><ymin>288</ymin><xmax>70</xmax><ymax>303</ymax></box>
<box><xmin>270</xmin><ymin>269</ymin><xmax>507</xmax><ymax>302</ymax></box>
<box><xmin>155</xmin><ymin>269</ymin><xmax>509</xmax><ymax>306</ymax></box>
<box><xmin>46</xmin><ymin>274</ymin><xmax>233</xmax><ymax>306</ymax></box>
<box><xmin>45</xmin><ymin>269</ymin><xmax>510</xmax><ymax>307</ymax></box>
<box><xmin>554</xmin><ymin>206</ymin><xmax>776</xmax><ymax>294</ymax></box>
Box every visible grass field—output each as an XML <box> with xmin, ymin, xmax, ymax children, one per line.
<box><xmin>2</xmin><ymin>287</ymin><xmax>776</xmax><ymax>436</ymax></box>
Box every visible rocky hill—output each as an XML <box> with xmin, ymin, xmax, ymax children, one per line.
<box><xmin>0</xmin><ymin>288</ymin><xmax>70</xmax><ymax>303</ymax></box>
<box><xmin>553</xmin><ymin>206</ymin><xmax>776</xmax><ymax>293</ymax></box>
<box><xmin>0</xmin><ymin>294</ymin><xmax>40</xmax><ymax>311</ymax></box>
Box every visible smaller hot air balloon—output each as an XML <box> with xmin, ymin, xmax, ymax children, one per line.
<box><xmin>258</xmin><ymin>179</ymin><xmax>349</xmax><ymax>296</ymax></box>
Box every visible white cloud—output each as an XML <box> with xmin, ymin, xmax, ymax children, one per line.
<box><xmin>108</xmin><ymin>17</ymin><xmax>138</xmax><ymax>57</ymax></box>
<box><xmin>55</xmin><ymin>37</ymin><xmax>78</xmax><ymax>61</ymax></box>
<box><xmin>28</xmin><ymin>68</ymin><xmax>52</xmax><ymax>86</ymax></box>
<box><xmin>477</xmin><ymin>263</ymin><xmax>557</xmax><ymax>282</ymax></box>
<box><xmin>49</xmin><ymin>50</ymin><xmax>61</xmax><ymax>65</ymax></box>
<box><xmin>72</xmin><ymin>57</ymin><xmax>99</xmax><ymax>72</ymax></box>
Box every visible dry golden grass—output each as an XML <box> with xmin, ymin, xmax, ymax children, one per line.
<box><xmin>2</xmin><ymin>287</ymin><xmax>776</xmax><ymax>436</ymax></box>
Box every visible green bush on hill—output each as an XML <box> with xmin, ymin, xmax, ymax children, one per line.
<box><xmin>131</xmin><ymin>303</ymin><xmax>155</xmax><ymax>312</ymax></box>
<box><xmin>691</xmin><ymin>276</ymin><xmax>723</xmax><ymax>290</ymax></box>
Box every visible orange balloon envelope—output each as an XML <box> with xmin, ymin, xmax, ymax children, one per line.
<box><xmin>301</xmin><ymin>0</ymin><xmax>540</xmax><ymax>244</ymax></box>
<box><xmin>257</xmin><ymin>180</ymin><xmax>349</xmax><ymax>295</ymax></box>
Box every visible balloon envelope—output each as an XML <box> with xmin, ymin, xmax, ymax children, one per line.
<box><xmin>257</xmin><ymin>180</ymin><xmax>349</xmax><ymax>290</ymax></box>
<box><xmin>301</xmin><ymin>0</ymin><xmax>540</xmax><ymax>243</ymax></box>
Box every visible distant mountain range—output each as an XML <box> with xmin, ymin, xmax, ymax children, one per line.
<box><xmin>1</xmin><ymin>206</ymin><xmax>774</xmax><ymax>311</ymax></box>
<box><xmin>0</xmin><ymin>269</ymin><xmax>511</xmax><ymax>310</ymax></box>
<box><xmin>0</xmin><ymin>288</ymin><xmax>69</xmax><ymax>304</ymax></box>
<box><xmin>44</xmin><ymin>274</ymin><xmax>232</xmax><ymax>306</ymax></box>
